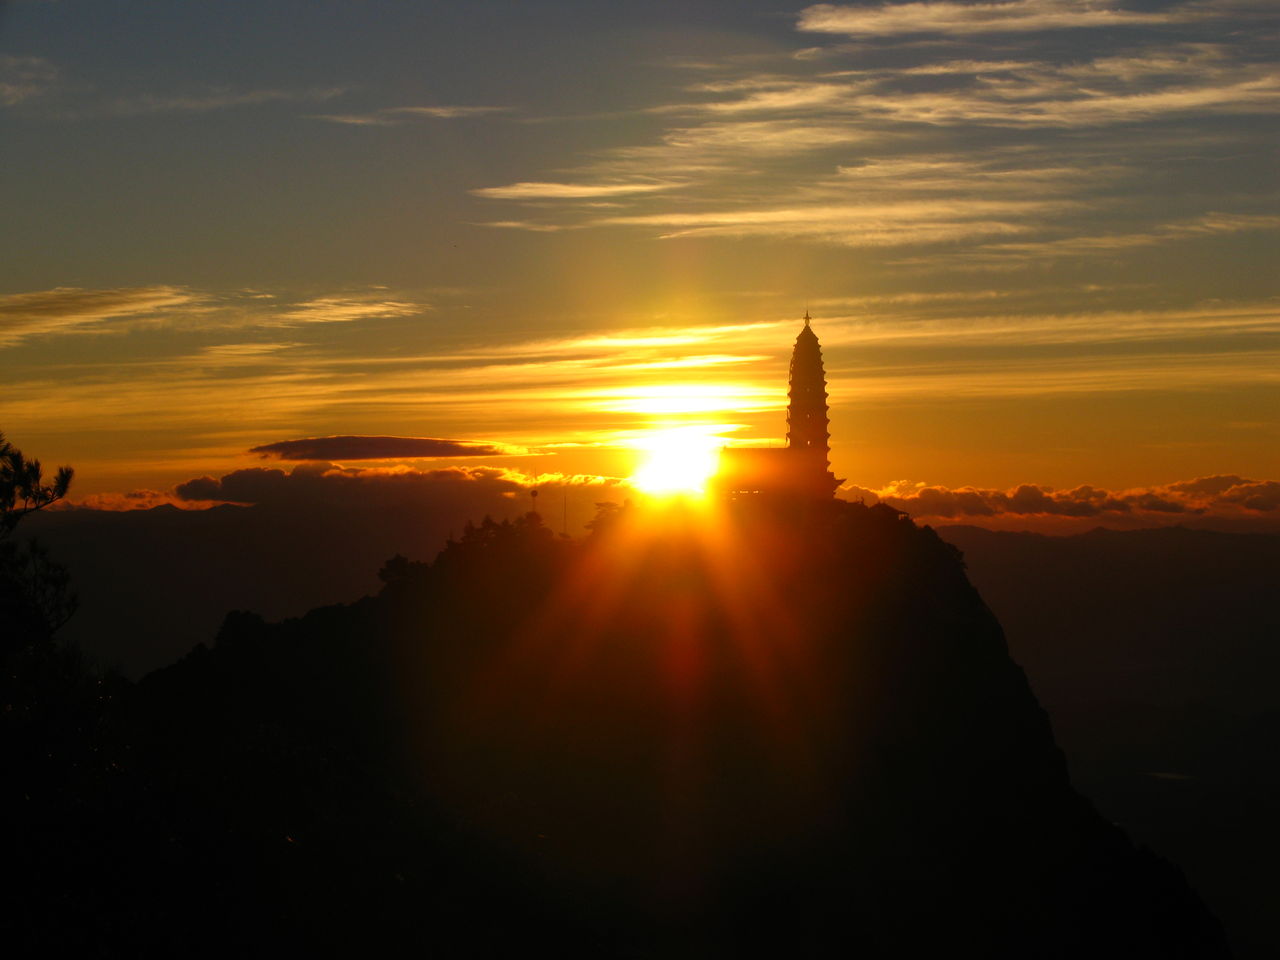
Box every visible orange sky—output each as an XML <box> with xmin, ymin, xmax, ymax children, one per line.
<box><xmin>2</xmin><ymin>1</ymin><xmax>1277</xmax><ymax>530</ymax></box>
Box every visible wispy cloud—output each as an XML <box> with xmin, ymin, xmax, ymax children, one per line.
<box><xmin>195</xmin><ymin>342</ymin><xmax>298</xmax><ymax>362</ymax></box>
<box><xmin>0</xmin><ymin>55</ymin><xmax>58</xmax><ymax>106</ymax></box>
<box><xmin>479</xmin><ymin>220</ymin><xmax>584</xmax><ymax>232</ymax></box>
<box><xmin>310</xmin><ymin>104</ymin><xmax>510</xmax><ymax>125</ymax></box>
<box><xmin>0</xmin><ymin>286</ymin><xmax>201</xmax><ymax>347</ymax></box>
<box><xmin>109</xmin><ymin>86</ymin><xmax>346</xmax><ymax>116</ymax></box>
<box><xmin>651</xmin><ymin>47</ymin><xmax>1280</xmax><ymax>128</ymax></box>
<box><xmin>594</xmin><ymin>198</ymin><xmax>1069</xmax><ymax>246</ymax></box>
<box><xmin>468</xmin><ymin>0</ymin><xmax>1278</xmax><ymax>264</ymax></box>
<box><xmin>0</xmin><ymin>287</ymin><xmax>429</xmax><ymax>347</ymax></box>
<box><xmin>839</xmin><ymin>66</ymin><xmax>1280</xmax><ymax>128</ymax></box>
<box><xmin>272</xmin><ymin>296</ymin><xmax>424</xmax><ymax>325</ymax></box>
<box><xmin>829</xmin><ymin>155</ymin><xmax>1112</xmax><ymax>192</ymax></box>
<box><xmin>7</xmin><ymin>290</ymin><xmax>1277</xmax><ymax>457</ymax></box>
<box><xmin>797</xmin><ymin>0</ymin><xmax>1188</xmax><ymax>38</ymax></box>
<box><xmin>602</xmin><ymin>118</ymin><xmax>874</xmax><ymax>171</ymax></box>
<box><xmin>910</xmin><ymin>213</ymin><xmax>1280</xmax><ymax>264</ymax></box>
<box><xmin>385</xmin><ymin>105</ymin><xmax>509</xmax><ymax>119</ymax></box>
<box><xmin>472</xmin><ymin>180</ymin><xmax>682</xmax><ymax>199</ymax></box>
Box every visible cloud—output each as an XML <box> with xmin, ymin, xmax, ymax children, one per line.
<box><xmin>594</xmin><ymin>197</ymin><xmax>1066</xmax><ymax>246</ymax></box>
<box><xmin>69</xmin><ymin>489</ymin><xmax>191</xmax><ymax>512</ymax></box>
<box><xmin>0</xmin><ymin>55</ymin><xmax>58</xmax><ymax>106</ymax></box>
<box><xmin>170</xmin><ymin>464</ymin><xmax>628</xmax><ymax>529</ymax></box>
<box><xmin>479</xmin><ymin>220</ymin><xmax>584</xmax><ymax>232</ymax></box>
<box><xmin>841</xmin><ymin>475</ymin><xmax>1280</xmax><ymax>529</ymax></box>
<box><xmin>609</xmin><ymin>118</ymin><xmax>872</xmax><ymax>168</ymax></box>
<box><xmin>109</xmin><ymin>86</ymin><xmax>346</xmax><ymax>116</ymax></box>
<box><xmin>797</xmin><ymin>1</ymin><xmax>1184</xmax><ymax>38</ymax></box>
<box><xmin>310</xmin><ymin>104</ymin><xmax>510</xmax><ymax>125</ymax></box>
<box><xmin>1214</xmin><ymin>479</ymin><xmax>1280</xmax><ymax>512</ymax></box>
<box><xmin>195</xmin><ymin>342</ymin><xmax>298</xmax><ymax>363</ymax></box>
<box><xmin>0</xmin><ymin>285</ymin><xmax>201</xmax><ymax>347</ymax></box>
<box><xmin>272</xmin><ymin>296</ymin><xmax>423</xmax><ymax>325</ymax></box>
<box><xmin>830</xmin><ymin>156</ymin><xmax>1107</xmax><ymax>192</ymax></box>
<box><xmin>91</xmin><ymin>466</ymin><xmax>1280</xmax><ymax>535</ymax></box>
<box><xmin>656</xmin><ymin>79</ymin><xmax>857</xmax><ymax>116</ymax></box>
<box><xmin>248</xmin><ymin>435</ymin><xmax>520</xmax><ymax>461</ymax></box>
<box><xmin>842</xmin><ymin>67</ymin><xmax>1280</xmax><ymax>128</ymax></box>
<box><xmin>653</xmin><ymin>49</ymin><xmax>1280</xmax><ymax>129</ymax></box>
<box><xmin>469</xmin><ymin>6</ymin><xmax>1277</xmax><ymax>251</ymax></box>
<box><xmin>472</xmin><ymin>180</ymin><xmax>682</xmax><ymax>200</ymax></box>
<box><xmin>6</xmin><ymin>294</ymin><xmax>1276</xmax><ymax>454</ymax></box>
<box><xmin>0</xmin><ymin>286</ymin><xmax>427</xmax><ymax>350</ymax></box>
<box><xmin>922</xmin><ymin>213</ymin><xmax>1280</xmax><ymax>263</ymax></box>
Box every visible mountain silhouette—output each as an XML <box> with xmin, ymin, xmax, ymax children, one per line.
<box><xmin>6</xmin><ymin>499</ymin><xmax>1228</xmax><ymax>956</ymax></box>
<box><xmin>943</xmin><ymin>524</ymin><xmax>1280</xmax><ymax>959</ymax></box>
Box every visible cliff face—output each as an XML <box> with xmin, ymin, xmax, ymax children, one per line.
<box><xmin>9</xmin><ymin>502</ymin><xmax>1228</xmax><ymax>956</ymax></box>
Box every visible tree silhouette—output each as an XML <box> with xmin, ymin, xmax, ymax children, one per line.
<box><xmin>1</xmin><ymin>432</ymin><xmax>78</xmax><ymax>639</ymax></box>
<box><xmin>1</xmin><ymin>431</ymin><xmax>74</xmax><ymax>539</ymax></box>
<box><xmin>1</xmin><ymin>436</ymin><xmax>121</xmax><ymax>959</ymax></box>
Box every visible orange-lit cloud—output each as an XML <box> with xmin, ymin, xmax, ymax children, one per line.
<box><xmin>272</xmin><ymin>295</ymin><xmax>423</xmax><ymax>325</ymax></box>
<box><xmin>66</xmin><ymin>489</ymin><xmax>189</xmax><ymax>512</ymax></box>
<box><xmin>472</xmin><ymin>180</ymin><xmax>682</xmax><ymax>200</ymax></box>
<box><xmin>4</xmin><ymin>291</ymin><xmax>1276</xmax><ymax>485</ymax></box>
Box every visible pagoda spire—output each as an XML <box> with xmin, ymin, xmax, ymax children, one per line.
<box><xmin>787</xmin><ymin>313</ymin><xmax>829</xmax><ymax>455</ymax></box>
<box><xmin>711</xmin><ymin>312</ymin><xmax>842</xmax><ymax>502</ymax></box>
<box><xmin>786</xmin><ymin>312</ymin><xmax>839</xmax><ymax>497</ymax></box>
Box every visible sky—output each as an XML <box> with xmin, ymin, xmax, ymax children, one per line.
<box><xmin>2</xmin><ymin>0</ymin><xmax>1277</xmax><ymax>529</ymax></box>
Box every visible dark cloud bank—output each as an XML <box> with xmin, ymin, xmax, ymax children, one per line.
<box><xmin>170</xmin><ymin>462</ymin><xmax>622</xmax><ymax>518</ymax></box>
<box><xmin>146</xmin><ymin>463</ymin><xmax>1280</xmax><ymax>532</ymax></box>
<box><xmin>34</xmin><ymin>462</ymin><xmax>1279</xmax><ymax>682</ymax></box>
<box><xmin>248</xmin><ymin>435</ymin><xmax>514</xmax><ymax>461</ymax></box>
<box><xmin>42</xmin><ymin>464</ymin><xmax>626</xmax><ymax>676</ymax></box>
<box><xmin>844</xmin><ymin>475</ymin><xmax>1280</xmax><ymax>530</ymax></box>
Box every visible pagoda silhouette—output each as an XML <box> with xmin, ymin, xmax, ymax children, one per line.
<box><xmin>714</xmin><ymin>311</ymin><xmax>842</xmax><ymax>501</ymax></box>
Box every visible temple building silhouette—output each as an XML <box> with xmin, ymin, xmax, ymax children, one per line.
<box><xmin>713</xmin><ymin>312</ymin><xmax>842</xmax><ymax>501</ymax></box>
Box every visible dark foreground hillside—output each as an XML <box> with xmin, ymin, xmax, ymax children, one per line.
<box><xmin>939</xmin><ymin>525</ymin><xmax>1280</xmax><ymax>959</ymax></box>
<box><xmin>5</xmin><ymin>502</ymin><xmax>1227</xmax><ymax>957</ymax></box>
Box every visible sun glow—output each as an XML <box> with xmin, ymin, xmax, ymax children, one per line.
<box><xmin>629</xmin><ymin>426</ymin><xmax>724</xmax><ymax>496</ymax></box>
<box><xmin>598</xmin><ymin>383</ymin><xmax>775</xmax><ymax>415</ymax></box>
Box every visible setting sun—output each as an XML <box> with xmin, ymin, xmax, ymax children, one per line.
<box><xmin>629</xmin><ymin>426</ymin><xmax>724</xmax><ymax>495</ymax></box>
